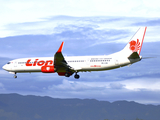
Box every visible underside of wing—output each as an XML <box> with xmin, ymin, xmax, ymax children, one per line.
<box><xmin>54</xmin><ymin>42</ymin><xmax>75</xmax><ymax>76</ymax></box>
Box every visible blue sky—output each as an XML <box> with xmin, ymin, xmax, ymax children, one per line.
<box><xmin>0</xmin><ymin>0</ymin><xmax>160</xmax><ymax>105</ymax></box>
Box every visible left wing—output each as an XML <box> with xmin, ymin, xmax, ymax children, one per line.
<box><xmin>54</xmin><ymin>42</ymin><xmax>74</xmax><ymax>76</ymax></box>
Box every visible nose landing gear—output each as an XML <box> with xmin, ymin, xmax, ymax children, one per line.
<box><xmin>74</xmin><ymin>73</ymin><xmax>80</xmax><ymax>79</ymax></box>
<box><xmin>14</xmin><ymin>72</ymin><xmax>17</xmax><ymax>78</ymax></box>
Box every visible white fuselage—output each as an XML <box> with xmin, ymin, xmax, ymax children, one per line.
<box><xmin>2</xmin><ymin>51</ymin><xmax>139</xmax><ymax>73</ymax></box>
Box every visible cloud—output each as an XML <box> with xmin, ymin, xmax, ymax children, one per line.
<box><xmin>1</xmin><ymin>0</ymin><xmax>160</xmax><ymax>38</ymax></box>
<box><xmin>109</xmin><ymin>83</ymin><xmax>126</xmax><ymax>89</ymax></box>
<box><xmin>1</xmin><ymin>16</ymin><xmax>128</xmax><ymax>38</ymax></box>
<box><xmin>0</xmin><ymin>15</ymin><xmax>158</xmax><ymax>47</ymax></box>
<box><xmin>133</xmin><ymin>19</ymin><xmax>160</xmax><ymax>26</ymax></box>
<box><xmin>122</xmin><ymin>78</ymin><xmax>160</xmax><ymax>91</ymax></box>
<box><xmin>41</xmin><ymin>77</ymin><xmax>160</xmax><ymax>104</ymax></box>
<box><xmin>1</xmin><ymin>16</ymin><xmax>160</xmax><ymax>45</ymax></box>
<box><xmin>48</xmin><ymin>79</ymin><xmax>103</xmax><ymax>91</ymax></box>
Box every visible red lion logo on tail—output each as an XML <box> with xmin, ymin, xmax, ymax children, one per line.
<box><xmin>129</xmin><ymin>39</ymin><xmax>140</xmax><ymax>52</ymax></box>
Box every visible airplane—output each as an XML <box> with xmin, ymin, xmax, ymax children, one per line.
<box><xmin>2</xmin><ymin>27</ymin><xmax>147</xmax><ymax>79</ymax></box>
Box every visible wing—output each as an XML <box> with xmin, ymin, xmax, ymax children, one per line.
<box><xmin>54</xmin><ymin>42</ymin><xmax>75</xmax><ymax>75</ymax></box>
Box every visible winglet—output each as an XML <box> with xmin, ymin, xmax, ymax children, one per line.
<box><xmin>57</xmin><ymin>42</ymin><xmax>64</xmax><ymax>53</ymax></box>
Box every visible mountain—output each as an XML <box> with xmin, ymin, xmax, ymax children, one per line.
<box><xmin>0</xmin><ymin>94</ymin><xmax>160</xmax><ymax>120</ymax></box>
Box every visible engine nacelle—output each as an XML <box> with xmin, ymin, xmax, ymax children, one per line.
<box><xmin>41</xmin><ymin>66</ymin><xmax>56</xmax><ymax>73</ymax></box>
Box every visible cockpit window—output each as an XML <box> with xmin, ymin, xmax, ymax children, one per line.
<box><xmin>7</xmin><ymin>62</ymin><xmax>11</xmax><ymax>64</ymax></box>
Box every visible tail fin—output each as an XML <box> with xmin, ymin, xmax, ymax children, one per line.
<box><xmin>122</xmin><ymin>27</ymin><xmax>147</xmax><ymax>56</ymax></box>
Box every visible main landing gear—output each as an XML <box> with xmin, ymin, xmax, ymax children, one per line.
<box><xmin>65</xmin><ymin>72</ymin><xmax>80</xmax><ymax>79</ymax></box>
<box><xmin>65</xmin><ymin>72</ymin><xmax>70</xmax><ymax>77</ymax></box>
<box><xmin>14</xmin><ymin>72</ymin><xmax>17</xmax><ymax>78</ymax></box>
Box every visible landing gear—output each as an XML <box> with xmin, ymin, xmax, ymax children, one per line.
<box><xmin>14</xmin><ymin>73</ymin><xmax>17</xmax><ymax>78</ymax></box>
<box><xmin>65</xmin><ymin>72</ymin><xmax>70</xmax><ymax>77</ymax></box>
<box><xmin>74</xmin><ymin>73</ymin><xmax>80</xmax><ymax>79</ymax></box>
<box><xmin>64</xmin><ymin>70</ymin><xmax>80</xmax><ymax>79</ymax></box>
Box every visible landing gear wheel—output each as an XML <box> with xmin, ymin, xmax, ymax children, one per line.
<box><xmin>74</xmin><ymin>74</ymin><xmax>80</xmax><ymax>79</ymax></box>
<box><xmin>14</xmin><ymin>73</ymin><xmax>17</xmax><ymax>78</ymax></box>
<box><xmin>65</xmin><ymin>73</ymin><xmax>70</xmax><ymax>77</ymax></box>
<box><xmin>14</xmin><ymin>75</ymin><xmax>17</xmax><ymax>78</ymax></box>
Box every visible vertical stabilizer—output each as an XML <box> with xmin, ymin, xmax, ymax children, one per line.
<box><xmin>122</xmin><ymin>27</ymin><xmax>147</xmax><ymax>56</ymax></box>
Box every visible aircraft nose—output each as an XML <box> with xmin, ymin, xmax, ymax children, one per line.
<box><xmin>2</xmin><ymin>65</ymin><xmax>6</xmax><ymax>70</ymax></box>
<box><xmin>2</xmin><ymin>65</ymin><xmax>9</xmax><ymax>71</ymax></box>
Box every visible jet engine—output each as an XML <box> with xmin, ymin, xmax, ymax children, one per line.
<box><xmin>41</xmin><ymin>66</ymin><xmax>56</xmax><ymax>73</ymax></box>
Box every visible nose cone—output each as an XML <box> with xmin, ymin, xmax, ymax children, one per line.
<box><xmin>2</xmin><ymin>64</ymin><xmax>10</xmax><ymax>71</ymax></box>
<box><xmin>2</xmin><ymin>65</ymin><xmax>6</xmax><ymax>70</ymax></box>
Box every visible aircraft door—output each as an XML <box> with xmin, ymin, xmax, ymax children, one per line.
<box><xmin>86</xmin><ymin>58</ymin><xmax>90</xmax><ymax>65</ymax></box>
<box><xmin>14</xmin><ymin>61</ymin><xmax>17</xmax><ymax>67</ymax></box>
<box><xmin>115</xmin><ymin>59</ymin><xmax>119</xmax><ymax>65</ymax></box>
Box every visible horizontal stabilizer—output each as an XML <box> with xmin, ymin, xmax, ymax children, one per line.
<box><xmin>128</xmin><ymin>52</ymin><xmax>140</xmax><ymax>59</ymax></box>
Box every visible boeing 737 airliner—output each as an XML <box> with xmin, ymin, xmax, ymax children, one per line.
<box><xmin>3</xmin><ymin>27</ymin><xmax>147</xmax><ymax>79</ymax></box>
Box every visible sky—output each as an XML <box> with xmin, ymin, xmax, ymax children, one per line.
<box><xmin>0</xmin><ymin>0</ymin><xmax>160</xmax><ymax>105</ymax></box>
